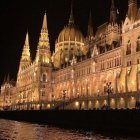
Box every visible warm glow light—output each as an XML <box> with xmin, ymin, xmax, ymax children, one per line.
<box><xmin>131</xmin><ymin>96</ymin><xmax>134</xmax><ymax>100</ymax></box>
<box><xmin>47</xmin><ymin>104</ymin><xmax>50</xmax><ymax>108</ymax></box>
<box><xmin>111</xmin><ymin>98</ymin><xmax>115</xmax><ymax>103</ymax></box>
<box><xmin>75</xmin><ymin>101</ymin><xmax>79</xmax><ymax>107</ymax></box>
<box><xmin>103</xmin><ymin>100</ymin><xmax>107</xmax><ymax>105</ymax></box>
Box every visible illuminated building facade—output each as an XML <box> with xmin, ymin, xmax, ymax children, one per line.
<box><xmin>0</xmin><ymin>75</ymin><xmax>16</xmax><ymax>110</ymax></box>
<box><xmin>1</xmin><ymin>0</ymin><xmax>140</xmax><ymax>110</ymax></box>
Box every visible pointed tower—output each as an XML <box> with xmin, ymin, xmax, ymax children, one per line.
<box><xmin>106</xmin><ymin>0</ymin><xmax>120</xmax><ymax>45</ymax></box>
<box><xmin>128</xmin><ymin>0</ymin><xmax>137</xmax><ymax>22</ymax></box>
<box><xmin>6</xmin><ymin>74</ymin><xmax>10</xmax><ymax>83</ymax></box>
<box><xmin>20</xmin><ymin>32</ymin><xmax>31</xmax><ymax>68</ymax></box>
<box><xmin>68</xmin><ymin>3</ymin><xmax>74</xmax><ymax>26</ymax></box>
<box><xmin>87</xmin><ymin>11</ymin><xmax>94</xmax><ymax>41</ymax></box>
<box><xmin>35</xmin><ymin>12</ymin><xmax>51</xmax><ymax>64</ymax></box>
<box><xmin>109</xmin><ymin>0</ymin><xmax>117</xmax><ymax>23</ymax></box>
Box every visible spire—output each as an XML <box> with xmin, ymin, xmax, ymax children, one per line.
<box><xmin>25</xmin><ymin>31</ymin><xmax>29</xmax><ymax>47</ymax></box>
<box><xmin>109</xmin><ymin>0</ymin><xmax>117</xmax><ymax>23</ymax></box>
<box><xmin>21</xmin><ymin>32</ymin><xmax>31</xmax><ymax>63</ymax></box>
<box><xmin>128</xmin><ymin>0</ymin><xmax>137</xmax><ymax>22</ymax></box>
<box><xmin>6</xmin><ymin>73</ymin><xmax>10</xmax><ymax>82</ymax></box>
<box><xmin>38</xmin><ymin>11</ymin><xmax>50</xmax><ymax>49</ymax></box>
<box><xmin>35</xmin><ymin>11</ymin><xmax>51</xmax><ymax>64</ymax></box>
<box><xmin>87</xmin><ymin>11</ymin><xmax>94</xmax><ymax>38</ymax></box>
<box><xmin>41</xmin><ymin>11</ymin><xmax>48</xmax><ymax>33</ymax></box>
<box><xmin>68</xmin><ymin>2</ymin><xmax>74</xmax><ymax>26</ymax></box>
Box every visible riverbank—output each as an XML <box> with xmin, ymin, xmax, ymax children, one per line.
<box><xmin>0</xmin><ymin>110</ymin><xmax>140</xmax><ymax>137</ymax></box>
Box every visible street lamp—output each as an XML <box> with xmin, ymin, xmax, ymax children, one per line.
<box><xmin>62</xmin><ymin>90</ymin><xmax>67</xmax><ymax>110</ymax></box>
<box><xmin>106</xmin><ymin>82</ymin><xmax>112</xmax><ymax>109</ymax></box>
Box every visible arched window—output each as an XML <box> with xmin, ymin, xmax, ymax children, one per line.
<box><xmin>42</xmin><ymin>74</ymin><xmax>47</xmax><ymax>82</ymax></box>
<box><xmin>136</xmin><ymin>36</ymin><xmax>140</xmax><ymax>52</ymax></box>
<box><xmin>126</xmin><ymin>40</ymin><xmax>131</xmax><ymax>55</ymax></box>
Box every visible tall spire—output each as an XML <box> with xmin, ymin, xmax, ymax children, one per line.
<box><xmin>6</xmin><ymin>73</ymin><xmax>10</xmax><ymax>83</ymax></box>
<box><xmin>109</xmin><ymin>0</ymin><xmax>117</xmax><ymax>23</ymax></box>
<box><xmin>35</xmin><ymin>11</ymin><xmax>51</xmax><ymax>64</ymax></box>
<box><xmin>128</xmin><ymin>0</ymin><xmax>137</xmax><ymax>22</ymax></box>
<box><xmin>68</xmin><ymin>2</ymin><xmax>74</xmax><ymax>26</ymax></box>
<box><xmin>87</xmin><ymin>11</ymin><xmax>94</xmax><ymax>38</ymax></box>
<box><xmin>41</xmin><ymin>11</ymin><xmax>48</xmax><ymax>33</ymax></box>
<box><xmin>38</xmin><ymin>11</ymin><xmax>50</xmax><ymax>49</ymax></box>
<box><xmin>21</xmin><ymin>32</ymin><xmax>31</xmax><ymax>63</ymax></box>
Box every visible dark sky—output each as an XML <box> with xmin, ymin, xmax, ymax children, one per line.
<box><xmin>0</xmin><ymin>0</ymin><xmax>130</xmax><ymax>84</ymax></box>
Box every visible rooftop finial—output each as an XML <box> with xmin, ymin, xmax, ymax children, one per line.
<box><xmin>87</xmin><ymin>10</ymin><xmax>94</xmax><ymax>38</ymax></box>
<box><xmin>68</xmin><ymin>1</ymin><xmax>74</xmax><ymax>26</ymax></box>
<box><xmin>25</xmin><ymin>31</ymin><xmax>29</xmax><ymax>47</ymax></box>
<box><xmin>42</xmin><ymin>11</ymin><xmax>47</xmax><ymax>32</ymax></box>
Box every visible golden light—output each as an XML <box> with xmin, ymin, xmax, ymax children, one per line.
<box><xmin>103</xmin><ymin>100</ymin><xmax>107</xmax><ymax>105</ymax></box>
<box><xmin>88</xmin><ymin>101</ymin><xmax>92</xmax><ymax>106</ymax></box>
<box><xmin>47</xmin><ymin>104</ymin><xmax>50</xmax><ymax>108</ymax></box>
<box><xmin>131</xmin><ymin>96</ymin><xmax>134</xmax><ymax>100</ymax></box>
<box><xmin>82</xmin><ymin>101</ymin><xmax>85</xmax><ymax>106</ymax></box>
<box><xmin>96</xmin><ymin>100</ymin><xmax>99</xmax><ymax>104</ymax></box>
<box><xmin>111</xmin><ymin>98</ymin><xmax>115</xmax><ymax>103</ymax></box>
<box><xmin>75</xmin><ymin>101</ymin><xmax>79</xmax><ymax>107</ymax></box>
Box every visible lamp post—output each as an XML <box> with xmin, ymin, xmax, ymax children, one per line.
<box><xmin>106</xmin><ymin>82</ymin><xmax>112</xmax><ymax>110</ymax></box>
<box><xmin>62</xmin><ymin>90</ymin><xmax>66</xmax><ymax>110</ymax></box>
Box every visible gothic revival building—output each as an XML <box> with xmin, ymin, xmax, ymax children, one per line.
<box><xmin>1</xmin><ymin>0</ymin><xmax>140</xmax><ymax>110</ymax></box>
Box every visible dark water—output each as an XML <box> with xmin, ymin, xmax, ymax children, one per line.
<box><xmin>0</xmin><ymin>119</ymin><xmax>138</xmax><ymax>140</ymax></box>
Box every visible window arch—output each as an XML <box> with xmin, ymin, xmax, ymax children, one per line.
<box><xmin>136</xmin><ymin>36</ymin><xmax>140</xmax><ymax>52</ymax></box>
<box><xmin>126</xmin><ymin>40</ymin><xmax>131</xmax><ymax>55</ymax></box>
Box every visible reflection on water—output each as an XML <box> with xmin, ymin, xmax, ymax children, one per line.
<box><xmin>0</xmin><ymin>119</ymin><xmax>138</xmax><ymax>140</ymax></box>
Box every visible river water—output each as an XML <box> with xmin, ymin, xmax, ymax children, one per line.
<box><xmin>0</xmin><ymin>119</ymin><xmax>138</xmax><ymax>140</ymax></box>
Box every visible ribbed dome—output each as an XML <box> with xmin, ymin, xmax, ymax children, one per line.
<box><xmin>58</xmin><ymin>25</ymin><xmax>84</xmax><ymax>42</ymax></box>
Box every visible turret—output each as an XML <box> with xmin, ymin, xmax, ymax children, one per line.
<box><xmin>35</xmin><ymin>12</ymin><xmax>51</xmax><ymax>64</ymax></box>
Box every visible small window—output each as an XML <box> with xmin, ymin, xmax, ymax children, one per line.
<box><xmin>42</xmin><ymin>74</ymin><xmax>47</xmax><ymax>82</ymax></box>
<box><xmin>136</xmin><ymin>36</ymin><xmax>140</xmax><ymax>52</ymax></box>
<box><xmin>126</xmin><ymin>40</ymin><xmax>131</xmax><ymax>55</ymax></box>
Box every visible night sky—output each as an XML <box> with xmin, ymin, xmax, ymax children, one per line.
<box><xmin>0</xmin><ymin>0</ymin><xmax>131</xmax><ymax>84</ymax></box>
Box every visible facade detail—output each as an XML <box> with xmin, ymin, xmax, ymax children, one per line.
<box><xmin>0</xmin><ymin>0</ymin><xmax>140</xmax><ymax>110</ymax></box>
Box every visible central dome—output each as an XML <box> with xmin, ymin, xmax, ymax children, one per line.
<box><xmin>52</xmin><ymin>6</ymin><xmax>87</xmax><ymax>68</ymax></box>
<box><xmin>58</xmin><ymin>25</ymin><xmax>84</xmax><ymax>42</ymax></box>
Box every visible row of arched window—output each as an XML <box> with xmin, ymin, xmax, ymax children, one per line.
<box><xmin>126</xmin><ymin>36</ymin><xmax>140</xmax><ymax>55</ymax></box>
